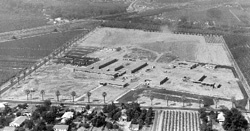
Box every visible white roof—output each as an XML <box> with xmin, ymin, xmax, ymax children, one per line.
<box><xmin>3</xmin><ymin>126</ymin><xmax>15</xmax><ymax>131</ymax></box>
<box><xmin>217</xmin><ymin>112</ymin><xmax>225</xmax><ymax>122</ymax></box>
<box><xmin>0</xmin><ymin>103</ymin><xmax>5</xmax><ymax>108</ymax></box>
<box><xmin>10</xmin><ymin>116</ymin><xmax>27</xmax><ymax>126</ymax></box>
<box><xmin>61</xmin><ymin>112</ymin><xmax>73</xmax><ymax>119</ymax></box>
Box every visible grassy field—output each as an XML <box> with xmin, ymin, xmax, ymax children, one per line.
<box><xmin>0</xmin><ymin>30</ymin><xmax>86</xmax><ymax>85</ymax></box>
<box><xmin>223</xmin><ymin>35</ymin><xmax>250</xmax><ymax>87</ymax></box>
<box><xmin>0</xmin><ymin>12</ymin><xmax>47</xmax><ymax>33</ymax></box>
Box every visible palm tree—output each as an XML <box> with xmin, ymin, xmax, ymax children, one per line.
<box><xmin>198</xmin><ymin>96</ymin><xmax>202</xmax><ymax>108</ymax></box>
<box><xmin>231</xmin><ymin>96</ymin><xmax>236</xmax><ymax>108</ymax></box>
<box><xmin>87</xmin><ymin>92</ymin><xmax>91</xmax><ymax>103</ymax></box>
<box><xmin>181</xmin><ymin>95</ymin><xmax>186</xmax><ymax>107</ymax></box>
<box><xmin>25</xmin><ymin>89</ymin><xmax>30</xmax><ymax>100</ymax></box>
<box><xmin>214</xmin><ymin>98</ymin><xmax>219</xmax><ymax>109</ymax></box>
<box><xmin>71</xmin><ymin>91</ymin><xmax>76</xmax><ymax>102</ymax></box>
<box><xmin>150</xmin><ymin>95</ymin><xmax>154</xmax><ymax>106</ymax></box>
<box><xmin>165</xmin><ymin>95</ymin><xmax>169</xmax><ymax>106</ymax></box>
<box><xmin>56</xmin><ymin>90</ymin><xmax>60</xmax><ymax>102</ymax></box>
<box><xmin>40</xmin><ymin>90</ymin><xmax>45</xmax><ymax>101</ymax></box>
<box><xmin>102</xmin><ymin>92</ymin><xmax>107</xmax><ymax>104</ymax></box>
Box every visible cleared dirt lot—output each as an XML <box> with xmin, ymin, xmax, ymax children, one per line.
<box><xmin>80</xmin><ymin>27</ymin><xmax>231</xmax><ymax>66</ymax></box>
<box><xmin>1</xmin><ymin>27</ymin><xmax>242</xmax><ymax>109</ymax></box>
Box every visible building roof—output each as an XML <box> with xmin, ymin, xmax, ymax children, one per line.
<box><xmin>61</xmin><ymin>112</ymin><xmax>74</xmax><ymax>119</ymax></box>
<box><xmin>77</xmin><ymin>127</ymin><xmax>87</xmax><ymax>131</ymax></box>
<box><xmin>11</xmin><ymin>116</ymin><xmax>27</xmax><ymax>126</ymax></box>
<box><xmin>3</xmin><ymin>126</ymin><xmax>15</xmax><ymax>131</ymax></box>
<box><xmin>130</xmin><ymin>124</ymin><xmax>139</xmax><ymax>130</ymax></box>
<box><xmin>217</xmin><ymin>112</ymin><xmax>225</xmax><ymax>122</ymax></box>
<box><xmin>53</xmin><ymin>125</ymin><xmax>69</xmax><ymax>130</ymax></box>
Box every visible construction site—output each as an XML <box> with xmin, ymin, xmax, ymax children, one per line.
<box><xmin>0</xmin><ymin>27</ymin><xmax>245</xmax><ymax>109</ymax></box>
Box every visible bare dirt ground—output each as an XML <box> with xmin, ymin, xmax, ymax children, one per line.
<box><xmin>1</xmin><ymin>27</ymin><xmax>241</xmax><ymax>109</ymax></box>
<box><xmin>79</xmin><ymin>27</ymin><xmax>231</xmax><ymax>66</ymax></box>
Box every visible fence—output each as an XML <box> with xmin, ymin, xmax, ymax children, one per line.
<box><xmin>0</xmin><ymin>28</ymin><xmax>95</xmax><ymax>95</ymax></box>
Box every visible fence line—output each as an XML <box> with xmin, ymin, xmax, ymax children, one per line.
<box><xmin>0</xmin><ymin>28</ymin><xmax>96</xmax><ymax>95</ymax></box>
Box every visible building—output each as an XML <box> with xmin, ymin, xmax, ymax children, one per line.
<box><xmin>53</xmin><ymin>125</ymin><xmax>69</xmax><ymax>131</ymax></box>
<box><xmin>98</xmin><ymin>59</ymin><xmax>118</xmax><ymax>69</ymax></box>
<box><xmin>3</xmin><ymin>126</ymin><xmax>15</xmax><ymax>131</ymax></box>
<box><xmin>9</xmin><ymin>116</ymin><xmax>27</xmax><ymax>127</ymax></box>
<box><xmin>198</xmin><ymin>75</ymin><xmax>207</xmax><ymax>82</ymax></box>
<box><xmin>61</xmin><ymin>112</ymin><xmax>74</xmax><ymax>120</ymax></box>
<box><xmin>130</xmin><ymin>62</ymin><xmax>148</xmax><ymax>73</ymax></box>
<box><xmin>129</xmin><ymin>124</ymin><xmax>139</xmax><ymax>131</ymax></box>
<box><xmin>217</xmin><ymin>112</ymin><xmax>225</xmax><ymax>125</ymax></box>
<box><xmin>160</xmin><ymin>77</ymin><xmax>169</xmax><ymax>85</ymax></box>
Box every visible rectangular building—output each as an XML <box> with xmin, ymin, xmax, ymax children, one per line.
<box><xmin>131</xmin><ymin>62</ymin><xmax>148</xmax><ymax>73</ymax></box>
<box><xmin>98</xmin><ymin>59</ymin><xmax>118</xmax><ymax>69</ymax></box>
<box><xmin>160</xmin><ymin>77</ymin><xmax>169</xmax><ymax>85</ymax></box>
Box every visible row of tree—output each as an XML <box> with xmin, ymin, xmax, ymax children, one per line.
<box><xmin>24</xmin><ymin>89</ymin><xmax>108</xmax><ymax>103</ymax></box>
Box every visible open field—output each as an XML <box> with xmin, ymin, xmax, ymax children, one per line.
<box><xmin>0</xmin><ymin>30</ymin><xmax>86</xmax><ymax>85</ymax></box>
<box><xmin>0</xmin><ymin>12</ymin><xmax>47</xmax><ymax>33</ymax></box>
<box><xmin>79</xmin><ymin>27</ymin><xmax>231</xmax><ymax>65</ymax></box>
<box><xmin>223</xmin><ymin>35</ymin><xmax>250</xmax><ymax>89</ymax></box>
<box><xmin>1</xmin><ymin>27</ymin><xmax>244</xmax><ymax>109</ymax></box>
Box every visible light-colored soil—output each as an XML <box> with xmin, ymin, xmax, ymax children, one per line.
<box><xmin>1</xmin><ymin>27</ymin><xmax>241</xmax><ymax>109</ymax></box>
<box><xmin>79</xmin><ymin>27</ymin><xmax>231</xmax><ymax>66</ymax></box>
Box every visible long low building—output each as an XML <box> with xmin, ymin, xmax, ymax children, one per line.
<box><xmin>98</xmin><ymin>58</ymin><xmax>118</xmax><ymax>69</ymax></box>
<box><xmin>130</xmin><ymin>62</ymin><xmax>148</xmax><ymax>73</ymax></box>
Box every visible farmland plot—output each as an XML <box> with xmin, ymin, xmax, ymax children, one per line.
<box><xmin>0</xmin><ymin>30</ymin><xmax>86</xmax><ymax>85</ymax></box>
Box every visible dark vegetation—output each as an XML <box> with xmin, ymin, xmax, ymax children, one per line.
<box><xmin>0</xmin><ymin>101</ymin><xmax>154</xmax><ymax>130</ymax></box>
<box><xmin>103</xmin><ymin>102</ymin><xmax>154</xmax><ymax>129</ymax></box>
<box><xmin>199</xmin><ymin>108</ymin><xmax>248</xmax><ymax>131</ymax></box>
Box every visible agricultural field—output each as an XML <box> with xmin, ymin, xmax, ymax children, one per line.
<box><xmin>223</xmin><ymin>35</ymin><xmax>250</xmax><ymax>88</ymax></box>
<box><xmin>1</xmin><ymin>27</ymin><xmax>244</xmax><ymax>110</ymax></box>
<box><xmin>0</xmin><ymin>12</ymin><xmax>48</xmax><ymax>33</ymax></box>
<box><xmin>152</xmin><ymin>110</ymin><xmax>200</xmax><ymax>131</ymax></box>
<box><xmin>0</xmin><ymin>30</ymin><xmax>86</xmax><ymax>85</ymax></box>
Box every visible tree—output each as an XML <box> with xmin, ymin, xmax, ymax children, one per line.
<box><xmin>87</xmin><ymin>92</ymin><xmax>91</xmax><ymax>103</ymax></box>
<box><xmin>43</xmin><ymin>112</ymin><xmax>56</xmax><ymax>124</ymax></box>
<box><xmin>71</xmin><ymin>91</ymin><xmax>76</xmax><ymax>102</ymax></box>
<box><xmin>34</xmin><ymin>120</ymin><xmax>46</xmax><ymax>131</ymax></box>
<box><xmin>24</xmin><ymin>119</ymin><xmax>34</xmax><ymax>129</ymax></box>
<box><xmin>102</xmin><ymin>92</ymin><xmax>107</xmax><ymax>104</ymax></box>
<box><xmin>165</xmin><ymin>95</ymin><xmax>169</xmax><ymax>106</ymax></box>
<box><xmin>198</xmin><ymin>96</ymin><xmax>202</xmax><ymax>108</ymax></box>
<box><xmin>214</xmin><ymin>98</ymin><xmax>219</xmax><ymax>109</ymax></box>
<box><xmin>40</xmin><ymin>90</ymin><xmax>45</xmax><ymax>101</ymax></box>
<box><xmin>55</xmin><ymin>90</ymin><xmax>60</xmax><ymax>102</ymax></box>
<box><xmin>150</xmin><ymin>95</ymin><xmax>154</xmax><ymax>106</ymax></box>
<box><xmin>230</xmin><ymin>96</ymin><xmax>236</xmax><ymax>108</ymax></box>
<box><xmin>31</xmin><ymin>111</ymin><xmax>40</xmax><ymax>121</ymax></box>
<box><xmin>25</xmin><ymin>89</ymin><xmax>30</xmax><ymax>100</ymax></box>
<box><xmin>106</xmin><ymin>122</ymin><xmax>113</xmax><ymax>129</ymax></box>
<box><xmin>223</xmin><ymin>108</ymin><xmax>248</xmax><ymax>131</ymax></box>
<box><xmin>181</xmin><ymin>95</ymin><xmax>186</xmax><ymax>107</ymax></box>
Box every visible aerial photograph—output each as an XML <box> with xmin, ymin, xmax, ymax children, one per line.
<box><xmin>1</xmin><ymin>0</ymin><xmax>250</xmax><ymax>131</ymax></box>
